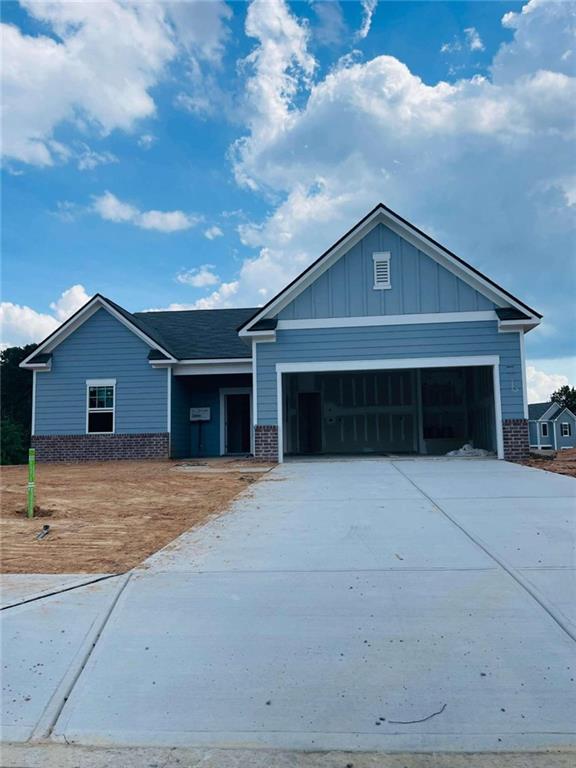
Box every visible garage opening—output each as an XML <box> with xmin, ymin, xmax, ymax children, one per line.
<box><xmin>282</xmin><ymin>366</ymin><xmax>496</xmax><ymax>457</ymax></box>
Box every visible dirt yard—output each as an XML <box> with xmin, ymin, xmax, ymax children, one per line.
<box><xmin>521</xmin><ymin>447</ymin><xmax>576</xmax><ymax>479</ymax></box>
<box><xmin>0</xmin><ymin>459</ymin><xmax>272</xmax><ymax>574</ymax></box>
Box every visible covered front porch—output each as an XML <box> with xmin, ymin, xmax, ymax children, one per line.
<box><xmin>170</xmin><ymin>373</ymin><xmax>253</xmax><ymax>459</ymax></box>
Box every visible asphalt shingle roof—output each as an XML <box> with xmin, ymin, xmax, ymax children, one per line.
<box><xmin>132</xmin><ymin>307</ymin><xmax>256</xmax><ymax>360</ymax></box>
<box><xmin>528</xmin><ymin>402</ymin><xmax>560</xmax><ymax>420</ymax></box>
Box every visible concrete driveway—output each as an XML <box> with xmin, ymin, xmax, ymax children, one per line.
<box><xmin>2</xmin><ymin>458</ymin><xmax>575</xmax><ymax>753</ymax></box>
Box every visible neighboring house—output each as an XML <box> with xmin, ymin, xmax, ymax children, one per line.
<box><xmin>528</xmin><ymin>402</ymin><xmax>576</xmax><ymax>450</ymax></box>
<box><xmin>21</xmin><ymin>203</ymin><xmax>542</xmax><ymax>463</ymax></box>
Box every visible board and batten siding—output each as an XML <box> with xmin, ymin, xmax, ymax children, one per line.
<box><xmin>255</xmin><ymin>322</ymin><xmax>524</xmax><ymax>424</ymax></box>
<box><xmin>35</xmin><ymin>308</ymin><xmax>167</xmax><ymax>435</ymax></box>
<box><xmin>278</xmin><ymin>223</ymin><xmax>495</xmax><ymax>320</ymax></box>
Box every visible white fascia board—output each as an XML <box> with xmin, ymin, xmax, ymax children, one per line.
<box><xmin>550</xmin><ymin>406</ymin><xmax>576</xmax><ymax>422</ymax></box>
<box><xmin>276</xmin><ymin>355</ymin><xmax>499</xmax><ymax>375</ymax></box>
<box><xmin>173</xmin><ymin>361</ymin><xmax>252</xmax><ymax>376</ymax></box>
<box><xmin>238</xmin><ymin>329</ymin><xmax>276</xmax><ymax>340</ymax></box>
<box><xmin>25</xmin><ymin>362</ymin><xmax>52</xmax><ymax>371</ymax></box>
<box><xmin>498</xmin><ymin>319</ymin><xmax>540</xmax><ymax>333</ymax></box>
<box><xmin>241</xmin><ymin>208</ymin><xmax>540</xmax><ymax>333</ymax></box>
<box><xmin>539</xmin><ymin>403</ymin><xmax>561</xmax><ymax>421</ymax></box>
<box><xmin>276</xmin><ymin>311</ymin><xmax>497</xmax><ymax>330</ymax></box>
<box><xmin>20</xmin><ymin>295</ymin><xmax>176</xmax><ymax>367</ymax></box>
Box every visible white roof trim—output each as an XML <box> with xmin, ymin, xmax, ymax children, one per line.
<box><xmin>20</xmin><ymin>295</ymin><xmax>176</xmax><ymax>368</ymax></box>
<box><xmin>240</xmin><ymin>207</ymin><xmax>540</xmax><ymax>335</ymax></box>
<box><xmin>548</xmin><ymin>405</ymin><xmax>576</xmax><ymax>422</ymax></box>
<box><xmin>538</xmin><ymin>402</ymin><xmax>562</xmax><ymax>421</ymax></box>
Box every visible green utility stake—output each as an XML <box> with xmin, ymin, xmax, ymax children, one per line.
<box><xmin>27</xmin><ymin>448</ymin><xmax>36</xmax><ymax>519</ymax></box>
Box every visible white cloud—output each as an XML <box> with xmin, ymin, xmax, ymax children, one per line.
<box><xmin>204</xmin><ymin>225</ymin><xmax>224</xmax><ymax>240</ymax></box>
<box><xmin>442</xmin><ymin>27</ymin><xmax>484</xmax><ymax>55</ymax></box>
<box><xmin>0</xmin><ymin>285</ymin><xmax>91</xmax><ymax>347</ymax></box>
<box><xmin>76</xmin><ymin>144</ymin><xmax>118</xmax><ymax>171</ymax></box>
<box><xmin>232</xmin><ymin>0</ymin><xmax>315</xmax><ymax>188</ymax></box>
<box><xmin>312</xmin><ymin>1</ymin><xmax>346</xmax><ymax>46</ymax></box>
<box><xmin>464</xmin><ymin>27</ymin><xmax>485</xmax><ymax>52</ymax></box>
<box><xmin>138</xmin><ymin>133</ymin><xmax>157</xmax><ymax>150</ymax></box>
<box><xmin>145</xmin><ymin>280</ymin><xmax>240</xmax><ymax>311</ymax></box>
<box><xmin>190</xmin><ymin>280</ymin><xmax>240</xmax><ymax>309</ymax></box>
<box><xmin>91</xmin><ymin>191</ymin><xmax>200</xmax><ymax>232</ymax></box>
<box><xmin>356</xmin><ymin>0</ymin><xmax>378</xmax><ymax>41</ymax></box>
<box><xmin>1</xmin><ymin>0</ymin><xmax>232</xmax><ymax>167</ymax></box>
<box><xmin>176</xmin><ymin>265</ymin><xmax>219</xmax><ymax>288</ymax></box>
<box><xmin>526</xmin><ymin>365</ymin><xmax>569</xmax><ymax>403</ymax></box>
<box><xmin>440</xmin><ymin>39</ymin><xmax>462</xmax><ymax>55</ymax></box>
<box><xmin>196</xmin><ymin>0</ymin><xmax>574</xmax><ymax>359</ymax></box>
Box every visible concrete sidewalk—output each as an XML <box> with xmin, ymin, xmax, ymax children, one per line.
<box><xmin>1</xmin><ymin>458</ymin><xmax>575</xmax><ymax>755</ymax></box>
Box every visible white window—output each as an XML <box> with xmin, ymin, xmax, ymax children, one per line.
<box><xmin>561</xmin><ymin>422</ymin><xmax>572</xmax><ymax>437</ymax></box>
<box><xmin>373</xmin><ymin>252</ymin><xmax>391</xmax><ymax>290</ymax></box>
<box><xmin>540</xmin><ymin>423</ymin><xmax>548</xmax><ymax>438</ymax></box>
<box><xmin>86</xmin><ymin>379</ymin><xmax>115</xmax><ymax>434</ymax></box>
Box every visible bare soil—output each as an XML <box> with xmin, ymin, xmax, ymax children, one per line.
<box><xmin>0</xmin><ymin>459</ymin><xmax>271</xmax><ymax>574</ymax></box>
<box><xmin>520</xmin><ymin>447</ymin><xmax>576</xmax><ymax>479</ymax></box>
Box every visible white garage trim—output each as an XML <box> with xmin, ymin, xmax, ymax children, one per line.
<box><xmin>275</xmin><ymin>355</ymin><xmax>503</xmax><ymax>462</ymax></box>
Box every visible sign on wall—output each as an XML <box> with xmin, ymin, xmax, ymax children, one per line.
<box><xmin>190</xmin><ymin>407</ymin><xmax>211</xmax><ymax>422</ymax></box>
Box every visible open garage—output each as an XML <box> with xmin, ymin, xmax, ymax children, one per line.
<box><xmin>281</xmin><ymin>363</ymin><xmax>499</xmax><ymax>458</ymax></box>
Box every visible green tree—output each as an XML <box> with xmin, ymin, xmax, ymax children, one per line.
<box><xmin>0</xmin><ymin>418</ymin><xmax>27</xmax><ymax>465</ymax></box>
<box><xmin>1</xmin><ymin>345</ymin><xmax>36</xmax><ymax>464</ymax></box>
<box><xmin>550</xmin><ymin>385</ymin><xmax>576</xmax><ymax>413</ymax></box>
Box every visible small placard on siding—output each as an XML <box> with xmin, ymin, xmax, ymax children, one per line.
<box><xmin>190</xmin><ymin>407</ymin><xmax>211</xmax><ymax>422</ymax></box>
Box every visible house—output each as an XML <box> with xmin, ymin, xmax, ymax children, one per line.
<box><xmin>21</xmin><ymin>203</ymin><xmax>542</xmax><ymax>463</ymax></box>
<box><xmin>528</xmin><ymin>402</ymin><xmax>576</xmax><ymax>450</ymax></box>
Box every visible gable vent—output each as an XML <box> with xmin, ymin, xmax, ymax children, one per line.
<box><xmin>373</xmin><ymin>252</ymin><xmax>391</xmax><ymax>289</ymax></box>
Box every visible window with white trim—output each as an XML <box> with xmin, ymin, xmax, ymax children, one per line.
<box><xmin>561</xmin><ymin>422</ymin><xmax>572</xmax><ymax>437</ymax></box>
<box><xmin>86</xmin><ymin>380</ymin><xmax>115</xmax><ymax>434</ymax></box>
<box><xmin>373</xmin><ymin>252</ymin><xmax>391</xmax><ymax>290</ymax></box>
<box><xmin>540</xmin><ymin>423</ymin><xmax>548</xmax><ymax>438</ymax></box>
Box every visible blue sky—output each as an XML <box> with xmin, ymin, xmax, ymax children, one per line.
<box><xmin>1</xmin><ymin>0</ymin><xmax>575</xmax><ymax>401</ymax></box>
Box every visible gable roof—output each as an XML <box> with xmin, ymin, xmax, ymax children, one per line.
<box><xmin>528</xmin><ymin>402</ymin><xmax>560</xmax><ymax>420</ymax></box>
<box><xmin>238</xmin><ymin>202</ymin><xmax>542</xmax><ymax>335</ymax></box>
<box><xmin>21</xmin><ymin>294</ymin><xmax>256</xmax><ymax>368</ymax></box>
<box><xmin>21</xmin><ymin>294</ymin><xmax>177</xmax><ymax>368</ymax></box>
<box><xmin>526</xmin><ymin>401</ymin><xmax>576</xmax><ymax>421</ymax></box>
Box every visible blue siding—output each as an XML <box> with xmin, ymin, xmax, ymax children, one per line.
<box><xmin>255</xmin><ymin>321</ymin><xmax>524</xmax><ymax>424</ymax></box>
<box><xmin>528</xmin><ymin>421</ymin><xmax>539</xmax><ymax>445</ymax></box>
<box><xmin>170</xmin><ymin>374</ymin><xmax>252</xmax><ymax>458</ymax></box>
<box><xmin>278</xmin><ymin>223</ymin><xmax>495</xmax><ymax>319</ymax></box>
<box><xmin>35</xmin><ymin>308</ymin><xmax>167</xmax><ymax>435</ymax></box>
<box><xmin>555</xmin><ymin>412</ymin><xmax>576</xmax><ymax>449</ymax></box>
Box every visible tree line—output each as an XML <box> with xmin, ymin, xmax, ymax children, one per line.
<box><xmin>1</xmin><ymin>345</ymin><xmax>36</xmax><ymax>464</ymax></box>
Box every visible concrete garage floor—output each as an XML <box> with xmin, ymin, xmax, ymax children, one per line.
<box><xmin>1</xmin><ymin>458</ymin><xmax>575</xmax><ymax>764</ymax></box>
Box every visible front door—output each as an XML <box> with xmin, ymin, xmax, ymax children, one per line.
<box><xmin>225</xmin><ymin>393</ymin><xmax>251</xmax><ymax>454</ymax></box>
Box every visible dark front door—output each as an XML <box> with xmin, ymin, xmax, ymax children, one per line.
<box><xmin>225</xmin><ymin>393</ymin><xmax>251</xmax><ymax>454</ymax></box>
<box><xmin>298</xmin><ymin>392</ymin><xmax>322</xmax><ymax>453</ymax></box>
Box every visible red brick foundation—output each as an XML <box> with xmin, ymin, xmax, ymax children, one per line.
<box><xmin>502</xmin><ymin>419</ymin><xmax>529</xmax><ymax>462</ymax></box>
<box><xmin>31</xmin><ymin>433</ymin><xmax>170</xmax><ymax>462</ymax></box>
<box><xmin>254</xmin><ymin>425</ymin><xmax>279</xmax><ymax>461</ymax></box>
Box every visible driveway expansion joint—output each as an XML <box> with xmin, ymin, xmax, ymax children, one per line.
<box><xmin>391</xmin><ymin>461</ymin><xmax>576</xmax><ymax>644</ymax></box>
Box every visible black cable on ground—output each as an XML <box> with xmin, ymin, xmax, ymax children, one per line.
<box><xmin>1</xmin><ymin>571</ymin><xmax>127</xmax><ymax>611</ymax></box>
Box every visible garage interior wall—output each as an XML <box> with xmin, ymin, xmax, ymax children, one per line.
<box><xmin>283</xmin><ymin>366</ymin><xmax>495</xmax><ymax>456</ymax></box>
